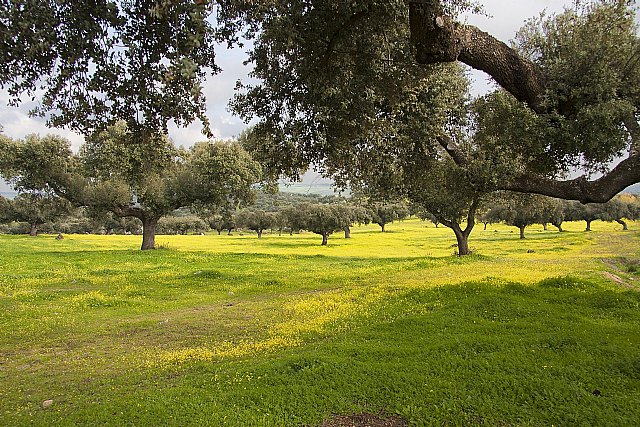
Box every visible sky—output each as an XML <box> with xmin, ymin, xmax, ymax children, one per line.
<box><xmin>0</xmin><ymin>1</ymin><xmax>581</xmax><ymax>194</ymax></box>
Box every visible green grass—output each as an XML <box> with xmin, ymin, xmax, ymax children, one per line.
<box><xmin>0</xmin><ymin>219</ymin><xmax>639</xmax><ymax>426</ymax></box>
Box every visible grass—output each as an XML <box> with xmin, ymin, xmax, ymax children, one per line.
<box><xmin>0</xmin><ymin>219</ymin><xmax>639</xmax><ymax>426</ymax></box>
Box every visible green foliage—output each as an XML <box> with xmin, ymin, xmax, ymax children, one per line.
<box><xmin>512</xmin><ymin>0</ymin><xmax>640</xmax><ymax>170</ymax></box>
<box><xmin>0</xmin><ymin>0</ymin><xmax>221</xmax><ymax>137</ymax></box>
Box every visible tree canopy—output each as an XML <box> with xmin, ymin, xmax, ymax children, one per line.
<box><xmin>227</xmin><ymin>0</ymin><xmax>640</xmax><ymax>203</ymax></box>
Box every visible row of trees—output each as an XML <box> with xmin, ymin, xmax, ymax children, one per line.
<box><xmin>0</xmin><ymin>127</ymin><xmax>262</xmax><ymax>249</ymax></box>
<box><xmin>1</xmin><ymin>1</ymin><xmax>639</xmax><ymax>254</ymax></box>
<box><xmin>479</xmin><ymin>193</ymin><xmax>640</xmax><ymax>239</ymax></box>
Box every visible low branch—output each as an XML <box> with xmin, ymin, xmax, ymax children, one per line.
<box><xmin>409</xmin><ymin>1</ymin><xmax>545</xmax><ymax>112</ymax></box>
<box><xmin>502</xmin><ymin>155</ymin><xmax>640</xmax><ymax>203</ymax></box>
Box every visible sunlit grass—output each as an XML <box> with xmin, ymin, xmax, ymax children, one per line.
<box><xmin>0</xmin><ymin>219</ymin><xmax>638</xmax><ymax>426</ymax></box>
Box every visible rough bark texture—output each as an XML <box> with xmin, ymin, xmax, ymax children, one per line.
<box><xmin>409</xmin><ymin>1</ymin><xmax>545</xmax><ymax>111</ymax></box>
<box><xmin>411</xmin><ymin>1</ymin><xmax>640</xmax><ymax>203</ymax></box>
<box><xmin>141</xmin><ymin>216</ymin><xmax>158</xmax><ymax>250</ymax></box>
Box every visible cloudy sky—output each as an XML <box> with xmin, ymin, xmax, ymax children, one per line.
<box><xmin>0</xmin><ymin>1</ymin><xmax>577</xmax><ymax>193</ymax></box>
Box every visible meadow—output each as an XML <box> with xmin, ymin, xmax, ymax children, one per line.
<box><xmin>0</xmin><ymin>219</ymin><xmax>639</xmax><ymax>426</ymax></box>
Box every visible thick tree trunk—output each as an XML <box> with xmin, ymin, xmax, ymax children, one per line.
<box><xmin>321</xmin><ymin>233</ymin><xmax>328</xmax><ymax>246</ymax></box>
<box><xmin>585</xmin><ymin>220</ymin><xmax>592</xmax><ymax>232</ymax></box>
<box><xmin>519</xmin><ymin>226</ymin><xmax>526</xmax><ymax>239</ymax></box>
<box><xmin>616</xmin><ymin>219</ymin><xmax>628</xmax><ymax>231</ymax></box>
<box><xmin>29</xmin><ymin>223</ymin><xmax>38</xmax><ymax>237</ymax></box>
<box><xmin>344</xmin><ymin>227</ymin><xmax>351</xmax><ymax>239</ymax></box>
<box><xmin>451</xmin><ymin>225</ymin><xmax>471</xmax><ymax>256</ymax></box>
<box><xmin>552</xmin><ymin>222</ymin><xmax>564</xmax><ymax>232</ymax></box>
<box><xmin>141</xmin><ymin>217</ymin><xmax>158</xmax><ymax>250</ymax></box>
<box><xmin>380</xmin><ymin>223</ymin><xmax>386</xmax><ymax>233</ymax></box>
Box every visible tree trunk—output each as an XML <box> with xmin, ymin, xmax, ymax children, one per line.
<box><xmin>29</xmin><ymin>223</ymin><xmax>38</xmax><ymax>237</ymax></box>
<box><xmin>542</xmin><ymin>223</ymin><xmax>548</xmax><ymax>231</ymax></box>
<box><xmin>278</xmin><ymin>228</ymin><xmax>283</xmax><ymax>236</ymax></box>
<box><xmin>452</xmin><ymin>226</ymin><xmax>471</xmax><ymax>256</ymax></box>
<box><xmin>552</xmin><ymin>222</ymin><xmax>563</xmax><ymax>232</ymax></box>
<box><xmin>585</xmin><ymin>220</ymin><xmax>592</xmax><ymax>232</ymax></box>
<box><xmin>483</xmin><ymin>222</ymin><xmax>488</xmax><ymax>230</ymax></box>
<box><xmin>344</xmin><ymin>227</ymin><xmax>351</xmax><ymax>239</ymax></box>
<box><xmin>217</xmin><ymin>230</ymin><xmax>222</xmax><ymax>235</ymax></box>
<box><xmin>141</xmin><ymin>217</ymin><xmax>158</xmax><ymax>250</ymax></box>
<box><xmin>616</xmin><ymin>219</ymin><xmax>628</xmax><ymax>230</ymax></box>
<box><xmin>380</xmin><ymin>223</ymin><xmax>386</xmax><ymax>233</ymax></box>
<box><xmin>519</xmin><ymin>226</ymin><xmax>526</xmax><ymax>239</ymax></box>
<box><xmin>257</xmin><ymin>230</ymin><xmax>263</xmax><ymax>238</ymax></box>
<box><xmin>321</xmin><ymin>233</ymin><xmax>328</xmax><ymax>246</ymax></box>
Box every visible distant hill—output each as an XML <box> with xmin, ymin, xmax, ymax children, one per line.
<box><xmin>279</xmin><ymin>171</ymin><xmax>348</xmax><ymax>196</ymax></box>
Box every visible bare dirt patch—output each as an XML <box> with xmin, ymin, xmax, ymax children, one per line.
<box><xmin>317</xmin><ymin>412</ymin><xmax>408</xmax><ymax>427</ymax></box>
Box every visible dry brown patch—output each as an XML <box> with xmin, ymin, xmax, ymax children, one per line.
<box><xmin>317</xmin><ymin>412</ymin><xmax>408</xmax><ymax>427</ymax></box>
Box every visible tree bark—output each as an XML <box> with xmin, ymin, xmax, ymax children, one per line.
<box><xmin>321</xmin><ymin>233</ymin><xmax>328</xmax><ymax>246</ymax></box>
<box><xmin>411</xmin><ymin>2</ymin><xmax>640</xmax><ymax>203</ymax></box>
<box><xmin>585</xmin><ymin>220</ymin><xmax>592</xmax><ymax>232</ymax></box>
<box><xmin>552</xmin><ymin>222</ymin><xmax>563</xmax><ymax>232</ymax></box>
<box><xmin>380</xmin><ymin>223</ymin><xmax>386</xmax><ymax>232</ymax></box>
<box><xmin>542</xmin><ymin>223</ymin><xmax>548</xmax><ymax>231</ymax></box>
<box><xmin>408</xmin><ymin>1</ymin><xmax>545</xmax><ymax>111</ymax></box>
<box><xmin>519</xmin><ymin>226</ymin><xmax>526</xmax><ymax>239</ymax></box>
<box><xmin>141</xmin><ymin>216</ymin><xmax>158</xmax><ymax>250</ymax></box>
<box><xmin>451</xmin><ymin>225</ymin><xmax>471</xmax><ymax>256</ymax></box>
<box><xmin>257</xmin><ymin>230</ymin><xmax>263</xmax><ymax>238</ymax></box>
<box><xmin>29</xmin><ymin>223</ymin><xmax>38</xmax><ymax>237</ymax></box>
<box><xmin>344</xmin><ymin>227</ymin><xmax>351</xmax><ymax>239</ymax></box>
<box><xmin>616</xmin><ymin>219</ymin><xmax>628</xmax><ymax>231</ymax></box>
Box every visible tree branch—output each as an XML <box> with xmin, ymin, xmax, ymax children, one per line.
<box><xmin>502</xmin><ymin>155</ymin><xmax>640</xmax><ymax>203</ymax></box>
<box><xmin>408</xmin><ymin>1</ymin><xmax>546</xmax><ymax>112</ymax></box>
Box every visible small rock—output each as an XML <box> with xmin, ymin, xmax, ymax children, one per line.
<box><xmin>43</xmin><ymin>400</ymin><xmax>54</xmax><ymax>408</ymax></box>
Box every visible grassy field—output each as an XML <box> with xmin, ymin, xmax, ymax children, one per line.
<box><xmin>0</xmin><ymin>219</ymin><xmax>639</xmax><ymax>426</ymax></box>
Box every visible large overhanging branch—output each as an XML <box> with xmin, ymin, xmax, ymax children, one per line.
<box><xmin>408</xmin><ymin>1</ymin><xmax>545</xmax><ymax>111</ymax></box>
<box><xmin>436</xmin><ymin>133</ymin><xmax>640</xmax><ymax>203</ymax></box>
<box><xmin>502</xmin><ymin>155</ymin><xmax>640</xmax><ymax>204</ymax></box>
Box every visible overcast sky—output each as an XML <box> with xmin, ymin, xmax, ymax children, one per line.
<box><xmin>0</xmin><ymin>1</ymin><xmax>576</xmax><ymax>193</ymax></box>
